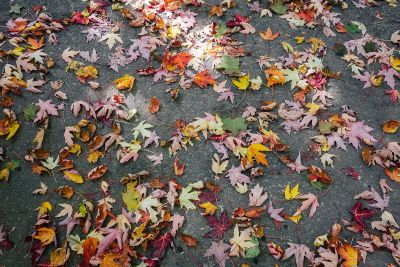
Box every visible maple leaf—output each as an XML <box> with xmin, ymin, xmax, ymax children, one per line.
<box><xmin>259</xmin><ymin>27</ymin><xmax>280</xmax><ymax>40</ymax></box>
<box><xmin>294</xmin><ymin>193</ymin><xmax>319</xmax><ymax>217</ymax></box>
<box><xmin>229</xmin><ymin>225</ymin><xmax>255</xmax><ymax>257</ymax></box>
<box><xmin>266</xmin><ymin>66</ymin><xmax>285</xmax><ymax>87</ymax></box>
<box><xmin>26</xmin><ymin>79</ymin><xmax>46</xmax><ymax>93</ymax></box>
<box><xmin>218</xmin><ymin>55</ymin><xmax>240</xmax><ymax>74</ymax></box>
<box><xmin>286</xmin><ymin>152</ymin><xmax>307</xmax><ymax>173</ymax></box>
<box><xmin>320</xmin><ymin>153</ymin><xmax>336</xmax><ymax>168</ymax></box>
<box><xmin>246</xmin><ymin>143</ymin><xmax>269</xmax><ymax>166</ymax></box>
<box><xmin>204</xmin><ymin>241</ymin><xmax>231</xmax><ymax>267</ymax></box>
<box><xmin>204</xmin><ymin>210</ymin><xmax>232</xmax><ymax>239</ymax></box>
<box><xmin>62</xmin><ymin>47</ymin><xmax>80</xmax><ymax>62</ymax></box>
<box><xmin>346</xmin><ymin>121</ymin><xmax>377</xmax><ymax>149</ymax></box>
<box><xmin>249</xmin><ymin>184</ymin><xmax>268</xmax><ymax>207</ymax></box>
<box><xmin>314</xmin><ymin>247</ymin><xmax>339</xmax><ymax>267</ymax></box>
<box><xmin>172</xmin><ymin>52</ymin><xmax>192</xmax><ymax>69</ymax></box>
<box><xmin>267</xmin><ymin>200</ymin><xmax>285</xmax><ymax>222</ymax></box>
<box><xmin>350</xmin><ymin>201</ymin><xmax>375</xmax><ymax>230</ymax></box>
<box><xmin>354</xmin><ymin>187</ymin><xmax>389</xmax><ymax>211</ymax></box>
<box><xmin>194</xmin><ymin>70</ymin><xmax>216</xmax><ymax>88</ymax></box>
<box><xmin>232</xmin><ymin>72</ymin><xmax>250</xmax><ymax>90</ymax></box>
<box><xmin>179</xmin><ymin>184</ymin><xmax>200</xmax><ymax>210</ymax></box>
<box><xmin>282</xmin><ymin>243</ymin><xmax>313</xmax><ymax>267</ymax></box>
<box><xmin>284</xmin><ymin>184</ymin><xmax>300</xmax><ymax>200</ymax></box>
<box><xmin>225</xmin><ymin>166</ymin><xmax>251</xmax><ymax>185</ymax></box>
<box><xmin>151</xmin><ymin>232</ymin><xmax>173</xmax><ymax>259</ymax></box>
<box><xmin>338</xmin><ymin>244</ymin><xmax>358</xmax><ymax>267</ymax></box>
<box><xmin>34</xmin><ymin>99</ymin><xmax>59</xmax><ymax>123</ymax></box>
<box><xmin>99</xmin><ymin>33</ymin><xmax>123</xmax><ymax>49</ymax></box>
<box><xmin>212</xmin><ymin>153</ymin><xmax>229</xmax><ymax>175</ymax></box>
<box><xmin>132</xmin><ymin>121</ymin><xmax>153</xmax><ymax>139</ymax></box>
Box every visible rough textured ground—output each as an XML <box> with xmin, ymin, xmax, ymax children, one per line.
<box><xmin>0</xmin><ymin>0</ymin><xmax>400</xmax><ymax>267</ymax></box>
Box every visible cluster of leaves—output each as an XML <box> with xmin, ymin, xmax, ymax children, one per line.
<box><xmin>1</xmin><ymin>0</ymin><xmax>400</xmax><ymax>266</ymax></box>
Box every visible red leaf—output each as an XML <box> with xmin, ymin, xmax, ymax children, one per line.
<box><xmin>350</xmin><ymin>202</ymin><xmax>375</xmax><ymax>231</ymax></box>
<box><xmin>148</xmin><ymin>96</ymin><xmax>160</xmax><ymax>114</ymax></box>
<box><xmin>152</xmin><ymin>232</ymin><xmax>173</xmax><ymax>259</ymax></box>
<box><xmin>204</xmin><ymin>210</ymin><xmax>232</xmax><ymax>239</ymax></box>
<box><xmin>0</xmin><ymin>224</ymin><xmax>14</xmax><ymax>250</ymax></box>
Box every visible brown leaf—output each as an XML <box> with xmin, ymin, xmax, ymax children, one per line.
<box><xmin>148</xmin><ymin>96</ymin><xmax>160</xmax><ymax>113</ymax></box>
<box><xmin>87</xmin><ymin>164</ymin><xmax>108</xmax><ymax>180</ymax></box>
<box><xmin>180</xmin><ymin>234</ymin><xmax>197</xmax><ymax>247</ymax></box>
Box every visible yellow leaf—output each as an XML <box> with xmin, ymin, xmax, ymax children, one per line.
<box><xmin>232</xmin><ymin>72</ymin><xmax>250</xmax><ymax>90</ymax></box>
<box><xmin>338</xmin><ymin>244</ymin><xmax>358</xmax><ymax>267</ymax></box>
<box><xmin>114</xmin><ymin>74</ymin><xmax>135</xmax><ymax>90</ymax></box>
<box><xmin>284</xmin><ymin>184</ymin><xmax>300</xmax><ymax>200</ymax></box>
<box><xmin>76</xmin><ymin>65</ymin><xmax>98</xmax><ymax>79</ymax></box>
<box><xmin>281</xmin><ymin>42</ymin><xmax>293</xmax><ymax>53</ymax></box>
<box><xmin>100</xmin><ymin>253</ymin><xmax>120</xmax><ymax>267</ymax></box>
<box><xmin>246</xmin><ymin>143</ymin><xmax>269</xmax><ymax>166</ymax></box>
<box><xmin>33</xmin><ymin>227</ymin><xmax>56</xmax><ymax>245</ymax></box>
<box><xmin>50</xmin><ymin>242</ymin><xmax>69</xmax><ymax>267</ymax></box>
<box><xmin>6</xmin><ymin>121</ymin><xmax>19</xmax><ymax>140</ymax></box>
<box><xmin>38</xmin><ymin>201</ymin><xmax>52</xmax><ymax>217</ymax></box>
<box><xmin>305</xmin><ymin>102</ymin><xmax>320</xmax><ymax>115</ymax></box>
<box><xmin>87</xmin><ymin>150</ymin><xmax>104</xmax><ymax>163</ymax></box>
<box><xmin>313</xmin><ymin>234</ymin><xmax>328</xmax><ymax>247</ymax></box>
<box><xmin>390</xmin><ymin>56</ymin><xmax>400</xmax><ymax>72</ymax></box>
<box><xmin>370</xmin><ymin>74</ymin><xmax>383</xmax><ymax>87</ymax></box>
<box><xmin>295</xmin><ymin>36</ymin><xmax>305</xmax><ymax>44</ymax></box>
<box><xmin>63</xmin><ymin>170</ymin><xmax>83</xmax><ymax>184</ymax></box>
<box><xmin>0</xmin><ymin>168</ymin><xmax>10</xmax><ymax>181</ymax></box>
<box><xmin>383</xmin><ymin>120</ymin><xmax>400</xmax><ymax>134</ymax></box>
<box><xmin>69</xmin><ymin>144</ymin><xmax>81</xmax><ymax>155</ymax></box>
<box><xmin>199</xmin><ymin>202</ymin><xmax>217</xmax><ymax>215</ymax></box>
<box><xmin>288</xmin><ymin>213</ymin><xmax>302</xmax><ymax>223</ymax></box>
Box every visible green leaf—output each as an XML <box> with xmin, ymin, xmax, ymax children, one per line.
<box><xmin>10</xmin><ymin>4</ymin><xmax>22</xmax><ymax>14</ymax></box>
<box><xmin>218</xmin><ymin>55</ymin><xmax>240</xmax><ymax>74</ymax></box>
<box><xmin>42</xmin><ymin>156</ymin><xmax>59</xmax><ymax>170</ymax></box>
<box><xmin>23</xmin><ymin>104</ymin><xmax>37</xmax><ymax>121</ymax></box>
<box><xmin>318</xmin><ymin>121</ymin><xmax>333</xmax><ymax>135</ymax></box>
<box><xmin>132</xmin><ymin>120</ymin><xmax>153</xmax><ymax>139</ymax></box>
<box><xmin>364</xmin><ymin>41</ymin><xmax>376</xmax><ymax>53</ymax></box>
<box><xmin>122</xmin><ymin>182</ymin><xmax>140</xmax><ymax>211</ymax></box>
<box><xmin>281</xmin><ymin>68</ymin><xmax>300</xmax><ymax>89</ymax></box>
<box><xmin>344</xmin><ymin>22</ymin><xmax>360</xmax><ymax>34</ymax></box>
<box><xmin>215</xmin><ymin>24</ymin><xmax>227</xmax><ymax>38</ymax></box>
<box><xmin>309</xmin><ymin>180</ymin><xmax>326</xmax><ymax>190</ymax></box>
<box><xmin>221</xmin><ymin>117</ymin><xmax>247</xmax><ymax>136</ymax></box>
<box><xmin>270</xmin><ymin>0</ymin><xmax>287</xmax><ymax>15</ymax></box>
<box><xmin>244</xmin><ymin>237</ymin><xmax>260</xmax><ymax>258</ymax></box>
<box><xmin>6</xmin><ymin>160</ymin><xmax>20</xmax><ymax>171</ymax></box>
<box><xmin>179</xmin><ymin>185</ymin><xmax>200</xmax><ymax>210</ymax></box>
<box><xmin>79</xmin><ymin>202</ymin><xmax>87</xmax><ymax>217</ymax></box>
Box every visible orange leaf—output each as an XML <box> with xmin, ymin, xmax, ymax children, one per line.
<box><xmin>209</xmin><ymin>6</ymin><xmax>224</xmax><ymax>17</ymax></box>
<box><xmin>33</xmin><ymin>227</ymin><xmax>56</xmax><ymax>246</ymax></box>
<box><xmin>385</xmin><ymin>167</ymin><xmax>400</xmax><ymax>182</ymax></box>
<box><xmin>114</xmin><ymin>74</ymin><xmax>135</xmax><ymax>90</ymax></box>
<box><xmin>148</xmin><ymin>96</ymin><xmax>161</xmax><ymax>113</ymax></box>
<box><xmin>338</xmin><ymin>244</ymin><xmax>358</xmax><ymax>267</ymax></box>
<box><xmin>266</xmin><ymin>66</ymin><xmax>285</xmax><ymax>87</ymax></box>
<box><xmin>259</xmin><ymin>28</ymin><xmax>280</xmax><ymax>41</ymax></box>
<box><xmin>194</xmin><ymin>70</ymin><xmax>216</xmax><ymax>88</ymax></box>
<box><xmin>383</xmin><ymin>120</ymin><xmax>400</xmax><ymax>134</ymax></box>
<box><xmin>28</xmin><ymin>37</ymin><xmax>45</xmax><ymax>50</ymax></box>
<box><xmin>173</xmin><ymin>52</ymin><xmax>192</xmax><ymax>69</ymax></box>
